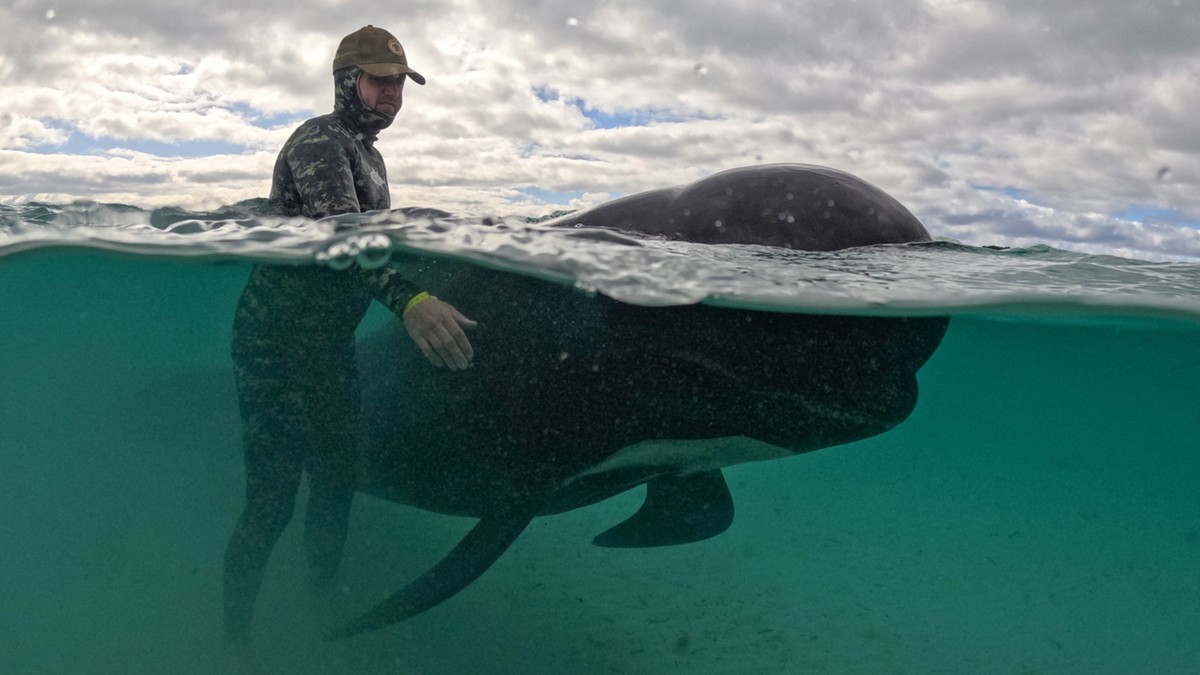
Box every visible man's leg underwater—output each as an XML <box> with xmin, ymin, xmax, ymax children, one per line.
<box><xmin>302</xmin><ymin>363</ymin><xmax>361</xmax><ymax>600</ymax></box>
<box><xmin>303</xmin><ymin>449</ymin><xmax>355</xmax><ymax>598</ymax></box>
<box><xmin>223</xmin><ymin>368</ymin><xmax>308</xmax><ymax>645</ymax></box>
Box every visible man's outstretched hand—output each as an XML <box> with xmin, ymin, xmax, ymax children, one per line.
<box><xmin>401</xmin><ymin>298</ymin><xmax>478</xmax><ymax>370</ymax></box>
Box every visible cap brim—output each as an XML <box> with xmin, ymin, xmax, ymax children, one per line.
<box><xmin>359</xmin><ymin>62</ymin><xmax>426</xmax><ymax>85</ymax></box>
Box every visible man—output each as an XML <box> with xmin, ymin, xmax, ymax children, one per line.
<box><xmin>223</xmin><ymin>25</ymin><xmax>475</xmax><ymax>645</ymax></box>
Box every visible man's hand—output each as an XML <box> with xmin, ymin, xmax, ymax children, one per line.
<box><xmin>401</xmin><ymin>298</ymin><xmax>478</xmax><ymax>370</ymax></box>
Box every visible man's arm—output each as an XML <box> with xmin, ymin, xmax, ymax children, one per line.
<box><xmin>286</xmin><ymin>125</ymin><xmax>477</xmax><ymax>370</ymax></box>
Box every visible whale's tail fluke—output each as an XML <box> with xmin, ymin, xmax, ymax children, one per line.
<box><xmin>327</xmin><ymin>490</ymin><xmax>546</xmax><ymax>639</ymax></box>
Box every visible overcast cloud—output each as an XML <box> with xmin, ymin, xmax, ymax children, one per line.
<box><xmin>1</xmin><ymin>0</ymin><xmax>1198</xmax><ymax>260</ymax></box>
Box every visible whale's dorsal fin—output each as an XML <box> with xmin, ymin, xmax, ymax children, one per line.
<box><xmin>592</xmin><ymin>470</ymin><xmax>734</xmax><ymax>548</ymax></box>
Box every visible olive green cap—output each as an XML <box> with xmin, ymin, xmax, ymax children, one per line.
<box><xmin>333</xmin><ymin>25</ymin><xmax>426</xmax><ymax>85</ymax></box>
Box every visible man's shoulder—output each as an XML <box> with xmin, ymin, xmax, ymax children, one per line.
<box><xmin>286</xmin><ymin>114</ymin><xmax>355</xmax><ymax>146</ymax></box>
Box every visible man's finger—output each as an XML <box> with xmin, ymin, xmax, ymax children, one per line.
<box><xmin>415</xmin><ymin>336</ymin><xmax>446</xmax><ymax>368</ymax></box>
<box><xmin>429</xmin><ymin>324</ymin><xmax>470</xmax><ymax>370</ymax></box>
<box><xmin>443</xmin><ymin>321</ymin><xmax>475</xmax><ymax>361</ymax></box>
<box><xmin>451</xmin><ymin>306</ymin><xmax>479</xmax><ymax>328</ymax></box>
<box><xmin>453</xmin><ymin>330</ymin><xmax>474</xmax><ymax>362</ymax></box>
<box><xmin>435</xmin><ymin>349</ymin><xmax>467</xmax><ymax>370</ymax></box>
<box><xmin>430</xmin><ymin>319</ymin><xmax>474</xmax><ymax>367</ymax></box>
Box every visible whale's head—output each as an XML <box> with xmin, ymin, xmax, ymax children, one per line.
<box><xmin>601</xmin><ymin>300</ymin><xmax>947</xmax><ymax>453</ymax></box>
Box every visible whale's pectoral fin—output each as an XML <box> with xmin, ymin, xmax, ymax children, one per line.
<box><xmin>327</xmin><ymin>489</ymin><xmax>547</xmax><ymax>640</ymax></box>
<box><xmin>592</xmin><ymin>470</ymin><xmax>735</xmax><ymax>548</ymax></box>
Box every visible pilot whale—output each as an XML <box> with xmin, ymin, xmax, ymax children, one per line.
<box><xmin>332</xmin><ymin>163</ymin><xmax>948</xmax><ymax>637</ymax></box>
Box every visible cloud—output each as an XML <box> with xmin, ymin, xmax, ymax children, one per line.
<box><xmin>1</xmin><ymin>0</ymin><xmax>1198</xmax><ymax>260</ymax></box>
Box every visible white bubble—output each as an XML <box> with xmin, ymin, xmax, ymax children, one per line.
<box><xmin>566</xmin><ymin>17</ymin><xmax>579</xmax><ymax>27</ymax></box>
<box><xmin>693</xmin><ymin>63</ymin><xmax>708</xmax><ymax>76</ymax></box>
<box><xmin>356</xmin><ymin>246</ymin><xmax>391</xmax><ymax>269</ymax></box>
<box><xmin>45</xmin><ymin>9</ymin><xmax>56</xmax><ymax>19</ymax></box>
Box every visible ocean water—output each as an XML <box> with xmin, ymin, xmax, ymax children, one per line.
<box><xmin>1</xmin><ymin>203</ymin><xmax>1198</xmax><ymax>674</ymax></box>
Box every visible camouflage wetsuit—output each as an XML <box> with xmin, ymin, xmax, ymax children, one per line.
<box><xmin>223</xmin><ymin>66</ymin><xmax>421</xmax><ymax>643</ymax></box>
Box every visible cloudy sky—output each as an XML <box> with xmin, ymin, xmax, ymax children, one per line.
<box><xmin>2</xmin><ymin>0</ymin><xmax>1198</xmax><ymax>260</ymax></box>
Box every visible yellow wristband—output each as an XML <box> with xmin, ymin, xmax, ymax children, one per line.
<box><xmin>403</xmin><ymin>291</ymin><xmax>434</xmax><ymax>315</ymax></box>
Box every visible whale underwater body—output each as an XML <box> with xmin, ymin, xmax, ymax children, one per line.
<box><xmin>333</xmin><ymin>163</ymin><xmax>949</xmax><ymax>637</ymax></box>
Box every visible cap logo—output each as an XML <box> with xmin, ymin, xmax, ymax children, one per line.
<box><xmin>387</xmin><ymin>39</ymin><xmax>404</xmax><ymax>57</ymax></box>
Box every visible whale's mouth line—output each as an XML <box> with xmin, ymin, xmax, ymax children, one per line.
<box><xmin>665</xmin><ymin>348</ymin><xmax>795</xmax><ymax>399</ymax></box>
<box><xmin>666</xmin><ymin>348</ymin><xmax>747</xmax><ymax>384</ymax></box>
<box><xmin>665</xmin><ymin>347</ymin><xmax>903</xmax><ymax>434</ymax></box>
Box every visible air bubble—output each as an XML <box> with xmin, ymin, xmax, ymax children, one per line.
<box><xmin>566</xmin><ymin>17</ymin><xmax>579</xmax><ymax>27</ymax></box>
<box><xmin>324</xmin><ymin>256</ymin><xmax>354</xmax><ymax>271</ymax></box>
<box><xmin>357</xmin><ymin>247</ymin><xmax>391</xmax><ymax>269</ymax></box>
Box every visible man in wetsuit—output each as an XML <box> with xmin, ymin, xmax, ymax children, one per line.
<box><xmin>223</xmin><ymin>25</ymin><xmax>476</xmax><ymax>645</ymax></box>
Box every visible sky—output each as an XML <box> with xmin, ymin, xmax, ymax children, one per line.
<box><xmin>1</xmin><ymin>0</ymin><xmax>1199</xmax><ymax>261</ymax></box>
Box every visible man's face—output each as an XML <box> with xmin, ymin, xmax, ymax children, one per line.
<box><xmin>358</xmin><ymin>72</ymin><xmax>405</xmax><ymax>117</ymax></box>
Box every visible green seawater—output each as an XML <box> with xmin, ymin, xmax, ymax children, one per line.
<box><xmin>1</xmin><ymin>229</ymin><xmax>1198</xmax><ymax>673</ymax></box>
